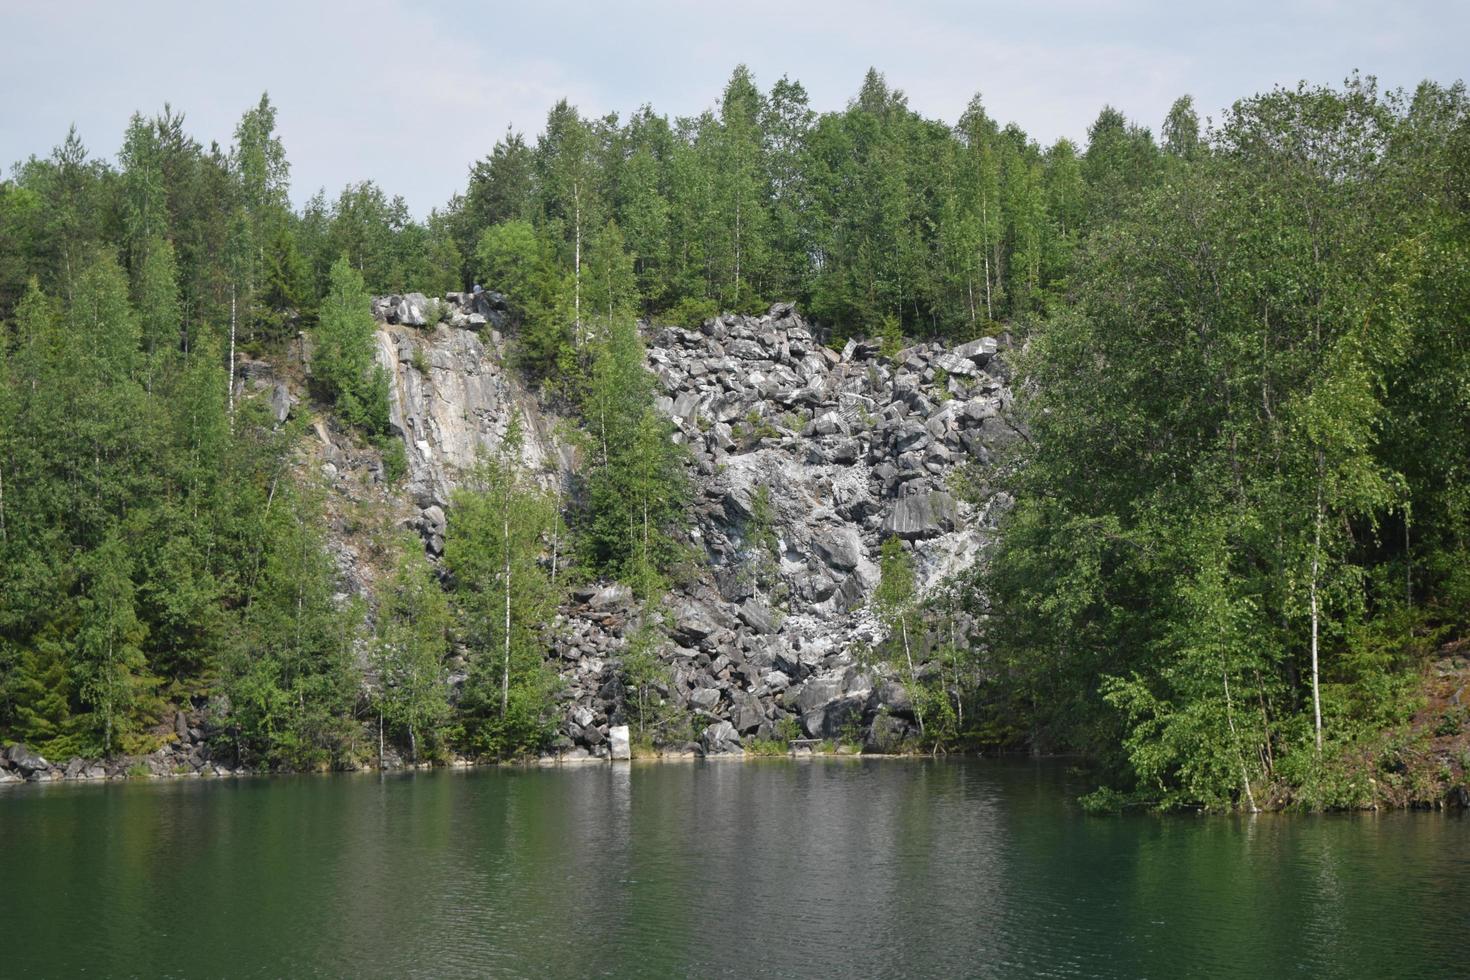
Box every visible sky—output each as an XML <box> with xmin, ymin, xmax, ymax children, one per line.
<box><xmin>3</xmin><ymin>1</ymin><xmax>1466</xmax><ymax>217</ymax></box>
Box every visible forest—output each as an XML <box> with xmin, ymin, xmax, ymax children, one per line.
<box><xmin>0</xmin><ymin>65</ymin><xmax>1466</xmax><ymax>809</ymax></box>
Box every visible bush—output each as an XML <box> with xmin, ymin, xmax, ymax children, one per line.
<box><xmin>378</xmin><ymin>437</ymin><xmax>407</xmax><ymax>485</ymax></box>
<box><xmin>661</xmin><ymin>296</ymin><xmax>719</xmax><ymax>328</ymax></box>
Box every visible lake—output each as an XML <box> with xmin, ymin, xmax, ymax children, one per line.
<box><xmin>0</xmin><ymin>759</ymin><xmax>1465</xmax><ymax>978</ymax></box>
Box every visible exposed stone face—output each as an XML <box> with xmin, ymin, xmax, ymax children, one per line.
<box><xmin>354</xmin><ymin>296</ymin><xmax>1017</xmax><ymax>758</ymax></box>
<box><xmin>882</xmin><ymin>491</ymin><xmax>960</xmax><ymax>541</ymax></box>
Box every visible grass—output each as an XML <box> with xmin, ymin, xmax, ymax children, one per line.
<box><xmin>744</xmin><ymin>738</ymin><xmax>790</xmax><ymax>757</ymax></box>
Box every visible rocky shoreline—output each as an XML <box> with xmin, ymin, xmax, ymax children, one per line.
<box><xmin>0</xmin><ymin>729</ymin><xmax>925</xmax><ymax>786</ymax></box>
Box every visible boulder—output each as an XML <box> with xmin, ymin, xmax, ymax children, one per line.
<box><xmin>795</xmin><ymin>674</ymin><xmax>846</xmax><ymax>715</ymax></box>
<box><xmin>269</xmin><ymin>383</ymin><xmax>293</xmax><ymax>423</ymax></box>
<box><xmin>801</xmin><ymin>695</ymin><xmax>866</xmax><ymax>740</ymax></box>
<box><xmin>588</xmin><ymin>583</ymin><xmax>632</xmax><ymax>612</ymax></box>
<box><xmin>950</xmin><ymin>336</ymin><xmax>997</xmax><ymax>365</ymax></box>
<box><xmin>881</xmin><ymin>491</ymin><xmax>959</xmax><ymax>540</ymax></box>
<box><xmin>811</xmin><ymin>527</ymin><xmax>862</xmax><ymax>572</ymax></box>
<box><xmin>700</xmin><ymin>721</ymin><xmax>743</xmax><ymax>755</ymax></box>
<box><xmin>732</xmin><ymin>694</ymin><xmax>766</xmax><ymax>733</ymax></box>
<box><xmin>395</xmin><ymin>292</ymin><xmax>431</xmax><ymax>327</ymax></box>
<box><xmin>608</xmin><ymin>725</ymin><xmax>631</xmax><ymax>761</ymax></box>
<box><xmin>671</xmin><ymin>600</ymin><xmax>718</xmax><ymax>645</ymax></box>
<box><xmin>688</xmin><ymin>687</ymin><xmax>721</xmax><ymax>711</ymax></box>
<box><xmin>5</xmin><ymin>743</ymin><xmax>49</xmax><ymax>776</ymax></box>
<box><xmin>878</xmin><ymin>679</ymin><xmax>915</xmax><ymax>718</ymax></box>
<box><xmin>864</xmin><ymin>713</ymin><xmax>909</xmax><ymax>753</ymax></box>
<box><xmin>736</xmin><ymin>600</ymin><xmax>775</xmax><ymax>635</ymax></box>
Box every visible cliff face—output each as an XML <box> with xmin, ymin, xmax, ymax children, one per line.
<box><xmin>362</xmin><ymin>293</ymin><xmax>1014</xmax><ymax>757</ymax></box>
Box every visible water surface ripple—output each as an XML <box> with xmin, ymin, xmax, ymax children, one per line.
<box><xmin>1</xmin><ymin>759</ymin><xmax>1465</xmax><ymax>978</ymax></box>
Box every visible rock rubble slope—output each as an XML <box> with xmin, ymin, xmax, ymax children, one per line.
<box><xmin>366</xmin><ymin>295</ymin><xmax>1016</xmax><ymax>757</ymax></box>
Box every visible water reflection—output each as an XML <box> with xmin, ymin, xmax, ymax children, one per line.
<box><xmin>0</xmin><ymin>761</ymin><xmax>1466</xmax><ymax>978</ymax></box>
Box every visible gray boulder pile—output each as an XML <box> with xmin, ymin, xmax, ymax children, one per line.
<box><xmin>547</xmin><ymin>303</ymin><xmax>1017</xmax><ymax>757</ymax></box>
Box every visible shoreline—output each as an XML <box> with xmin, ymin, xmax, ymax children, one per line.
<box><xmin>0</xmin><ymin>741</ymin><xmax>1036</xmax><ymax>788</ymax></box>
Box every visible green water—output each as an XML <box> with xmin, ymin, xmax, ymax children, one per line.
<box><xmin>0</xmin><ymin>759</ymin><xmax>1465</xmax><ymax>978</ymax></box>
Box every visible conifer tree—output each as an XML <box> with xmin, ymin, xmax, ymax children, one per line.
<box><xmin>312</xmin><ymin>256</ymin><xmax>389</xmax><ymax>433</ymax></box>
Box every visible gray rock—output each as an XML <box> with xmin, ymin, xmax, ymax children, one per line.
<box><xmin>5</xmin><ymin>743</ymin><xmax>49</xmax><ymax>775</ymax></box>
<box><xmin>700</xmin><ymin>721</ymin><xmax>743</xmax><ymax>755</ymax></box>
<box><xmin>395</xmin><ymin>292</ymin><xmax>431</xmax><ymax>327</ymax></box>
<box><xmin>811</xmin><ymin>527</ymin><xmax>862</xmax><ymax>571</ymax></box>
<box><xmin>881</xmin><ymin>491</ymin><xmax>959</xmax><ymax>540</ymax></box>
<box><xmin>801</xmin><ymin>695</ymin><xmax>866</xmax><ymax>740</ymax></box>
<box><xmin>736</xmin><ymin>600</ymin><xmax>775</xmax><ymax>635</ymax></box>
<box><xmin>269</xmin><ymin>382</ymin><xmax>293</xmax><ymax>423</ymax></box>
<box><xmin>608</xmin><ymin>725</ymin><xmax>631</xmax><ymax>761</ymax></box>
<box><xmin>951</xmin><ymin>336</ymin><xmax>997</xmax><ymax>365</ymax></box>
<box><xmin>795</xmin><ymin>674</ymin><xmax>846</xmax><ymax>715</ymax></box>
<box><xmin>878</xmin><ymin>679</ymin><xmax>915</xmax><ymax>718</ymax></box>
<box><xmin>864</xmin><ymin>713</ymin><xmax>909</xmax><ymax>753</ymax></box>
<box><xmin>688</xmin><ymin>687</ymin><xmax>721</xmax><ymax>711</ymax></box>
<box><xmin>672</xmin><ymin>600</ymin><xmax>718</xmax><ymax>645</ymax></box>
<box><xmin>588</xmin><ymin>583</ymin><xmax>632</xmax><ymax>612</ymax></box>
<box><xmin>732</xmin><ymin>695</ymin><xmax>766</xmax><ymax>733</ymax></box>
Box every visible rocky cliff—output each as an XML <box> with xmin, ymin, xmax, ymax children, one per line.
<box><xmin>358</xmin><ymin>292</ymin><xmax>1015</xmax><ymax>758</ymax></box>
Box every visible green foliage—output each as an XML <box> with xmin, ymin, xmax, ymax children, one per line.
<box><xmin>620</xmin><ymin>608</ymin><xmax>685</xmax><ymax>740</ymax></box>
<box><xmin>981</xmin><ymin>77</ymin><xmax>1470</xmax><ymax>809</ymax></box>
<box><xmin>475</xmin><ymin>220</ymin><xmax>542</xmax><ymax>302</ymax></box>
<box><xmin>742</xmin><ymin>485</ymin><xmax>781</xmax><ymax>601</ymax></box>
<box><xmin>874</xmin><ymin>536</ymin><xmax>932</xmax><ymax>742</ymax></box>
<box><xmin>220</xmin><ymin>481</ymin><xmax>361</xmax><ymax>770</ymax></box>
<box><xmin>312</xmin><ymin>257</ymin><xmax>389</xmax><ymax>433</ymax></box>
<box><xmin>445</xmin><ymin>418</ymin><xmax>560</xmax><ymax>758</ymax></box>
<box><xmin>577</xmin><ymin>318</ymin><xmax>691</xmax><ymax>594</ymax></box>
<box><xmin>876</xmin><ymin>316</ymin><xmax>903</xmax><ymax>361</ymax></box>
<box><xmin>372</xmin><ymin>535</ymin><xmax>451</xmax><ymax>762</ymax></box>
<box><xmin>73</xmin><ymin>532</ymin><xmax>156</xmax><ymax>755</ymax></box>
<box><xmin>661</xmin><ymin>296</ymin><xmax>719</xmax><ymax>328</ymax></box>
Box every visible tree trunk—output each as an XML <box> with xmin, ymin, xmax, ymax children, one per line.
<box><xmin>551</xmin><ymin>474</ymin><xmax>561</xmax><ymax>586</ymax></box>
<box><xmin>573</xmin><ymin>183</ymin><xmax>582</xmax><ymax>347</ymax></box>
<box><xmin>378</xmin><ymin>711</ymin><xmax>384</xmax><ymax>770</ymax></box>
<box><xmin>501</xmin><ymin>487</ymin><xmax>512</xmax><ymax>717</ymax></box>
<box><xmin>1221</xmin><ymin>655</ymin><xmax>1258</xmax><ymax>812</ymax></box>
<box><xmin>1310</xmin><ymin>468</ymin><xmax>1324</xmax><ymax>753</ymax></box>
<box><xmin>901</xmin><ymin>618</ymin><xmax>924</xmax><ymax>738</ymax></box>
<box><xmin>734</xmin><ymin>196</ymin><xmax>742</xmax><ymax>304</ymax></box>
<box><xmin>981</xmin><ymin>250</ymin><xmax>993</xmax><ymax>321</ymax></box>
<box><xmin>227</xmin><ymin>283</ymin><xmax>237</xmax><ymax>428</ymax></box>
